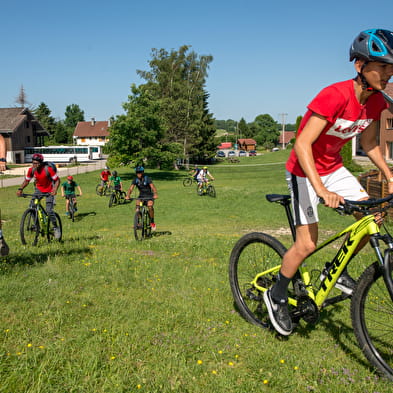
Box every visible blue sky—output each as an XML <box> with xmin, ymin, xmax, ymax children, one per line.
<box><xmin>1</xmin><ymin>0</ymin><xmax>393</xmax><ymax>125</ymax></box>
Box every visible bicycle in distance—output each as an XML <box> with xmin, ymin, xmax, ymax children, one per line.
<box><xmin>197</xmin><ymin>180</ymin><xmax>216</xmax><ymax>198</ymax></box>
<box><xmin>19</xmin><ymin>193</ymin><xmax>62</xmax><ymax>245</ymax></box>
<box><xmin>64</xmin><ymin>194</ymin><xmax>80</xmax><ymax>222</ymax></box>
<box><xmin>182</xmin><ymin>175</ymin><xmax>197</xmax><ymax>187</ymax></box>
<box><xmin>96</xmin><ymin>183</ymin><xmax>112</xmax><ymax>196</ymax></box>
<box><xmin>229</xmin><ymin>193</ymin><xmax>393</xmax><ymax>381</ymax></box>
<box><xmin>108</xmin><ymin>189</ymin><xmax>126</xmax><ymax>208</ymax></box>
<box><xmin>133</xmin><ymin>198</ymin><xmax>154</xmax><ymax>241</ymax></box>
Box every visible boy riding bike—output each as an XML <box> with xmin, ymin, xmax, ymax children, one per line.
<box><xmin>264</xmin><ymin>29</ymin><xmax>393</xmax><ymax>336</ymax></box>
<box><xmin>125</xmin><ymin>166</ymin><xmax>158</xmax><ymax>230</ymax></box>
<box><xmin>61</xmin><ymin>176</ymin><xmax>83</xmax><ymax>217</ymax></box>
<box><xmin>197</xmin><ymin>166</ymin><xmax>215</xmax><ymax>192</ymax></box>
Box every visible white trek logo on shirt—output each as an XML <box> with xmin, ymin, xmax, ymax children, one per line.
<box><xmin>326</xmin><ymin>118</ymin><xmax>373</xmax><ymax>140</ymax></box>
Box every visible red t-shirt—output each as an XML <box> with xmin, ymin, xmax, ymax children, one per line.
<box><xmin>26</xmin><ymin>165</ymin><xmax>59</xmax><ymax>193</ymax></box>
<box><xmin>286</xmin><ymin>79</ymin><xmax>388</xmax><ymax>177</ymax></box>
<box><xmin>101</xmin><ymin>170</ymin><xmax>110</xmax><ymax>181</ymax></box>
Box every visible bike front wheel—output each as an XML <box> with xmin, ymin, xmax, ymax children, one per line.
<box><xmin>207</xmin><ymin>185</ymin><xmax>216</xmax><ymax>198</ymax></box>
<box><xmin>134</xmin><ymin>211</ymin><xmax>143</xmax><ymax>240</ymax></box>
<box><xmin>143</xmin><ymin>210</ymin><xmax>152</xmax><ymax>239</ymax></box>
<box><xmin>47</xmin><ymin>213</ymin><xmax>62</xmax><ymax>242</ymax></box>
<box><xmin>96</xmin><ymin>184</ymin><xmax>104</xmax><ymax>196</ymax></box>
<box><xmin>109</xmin><ymin>193</ymin><xmax>116</xmax><ymax>208</ymax></box>
<box><xmin>183</xmin><ymin>178</ymin><xmax>192</xmax><ymax>187</ymax></box>
<box><xmin>351</xmin><ymin>261</ymin><xmax>393</xmax><ymax>381</ymax></box>
<box><xmin>229</xmin><ymin>232</ymin><xmax>287</xmax><ymax>328</ymax></box>
<box><xmin>20</xmin><ymin>209</ymin><xmax>40</xmax><ymax>246</ymax></box>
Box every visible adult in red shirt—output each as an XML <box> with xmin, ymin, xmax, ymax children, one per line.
<box><xmin>16</xmin><ymin>153</ymin><xmax>61</xmax><ymax>238</ymax></box>
<box><xmin>264</xmin><ymin>29</ymin><xmax>393</xmax><ymax>336</ymax></box>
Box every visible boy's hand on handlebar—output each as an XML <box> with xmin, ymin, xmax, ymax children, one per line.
<box><xmin>319</xmin><ymin>190</ymin><xmax>344</xmax><ymax>208</ymax></box>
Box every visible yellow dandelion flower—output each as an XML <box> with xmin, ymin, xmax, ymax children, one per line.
<box><xmin>263</xmin><ymin>379</ymin><xmax>269</xmax><ymax>385</ymax></box>
<box><xmin>280</xmin><ymin>359</ymin><xmax>285</xmax><ymax>364</ymax></box>
<box><xmin>225</xmin><ymin>320</ymin><xmax>230</xmax><ymax>324</ymax></box>
<box><xmin>137</xmin><ymin>385</ymin><xmax>142</xmax><ymax>389</ymax></box>
<box><xmin>27</xmin><ymin>343</ymin><xmax>32</xmax><ymax>348</ymax></box>
<box><xmin>197</xmin><ymin>360</ymin><xmax>203</xmax><ymax>365</ymax></box>
<box><xmin>294</xmin><ymin>366</ymin><xmax>299</xmax><ymax>370</ymax></box>
<box><xmin>110</xmin><ymin>356</ymin><xmax>116</xmax><ymax>360</ymax></box>
<box><xmin>228</xmin><ymin>362</ymin><xmax>234</xmax><ymax>366</ymax></box>
<box><xmin>212</xmin><ymin>370</ymin><xmax>217</xmax><ymax>375</ymax></box>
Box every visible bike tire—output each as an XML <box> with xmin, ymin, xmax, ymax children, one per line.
<box><xmin>20</xmin><ymin>209</ymin><xmax>40</xmax><ymax>246</ymax></box>
<box><xmin>134</xmin><ymin>211</ymin><xmax>143</xmax><ymax>240</ymax></box>
<box><xmin>229</xmin><ymin>232</ymin><xmax>287</xmax><ymax>328</ymax></box>
<box><xmin>207</xmin><ymin>185</ymin><xmax>216</xmax><ymax>198</ymax></box>
<box><xmin>351</xmin><ymin>260</ymin><xmax>393</xmax><ymax>381</ymax></box>
<box><xmin>143</xmin><ymin>210</ymin><xmax>152</xmax><ymax>239</ymax></box>
<box><xmin>183</xmin><ymin>178</ymin><xmax>193</xmax><ymax>187</ymax></box>
<box><xmin>197</xmin><ymin>186</ymin><xmax>203</xmax><ymax>196</ymax></box>
<box><xmin>47</xmin><ymin>212</ymin><xmax>62</xmax><ymax>242</ymax></box>
<box><xmin>119</xmin><ymin>191</ymin><xmax>126</xmax><ymax>204</ymax></box>
<box><xmin>96</xmin><ymin>184</ymin><xmax>103</xmax><ymax>196</ymax></box>
<box><xmin>109</xmin><ymin>193</ymin><xmax>115</xmax><ymax>208</ymax></box>
<box><xmin>104</xmin><ymin>185</ymin><xmax>113</xmax><ymax>196</ymax></box>
<box><xmin>69</xmin><ymin>201</ymin><xmax>75</xmax><ymax>222</ymax></box>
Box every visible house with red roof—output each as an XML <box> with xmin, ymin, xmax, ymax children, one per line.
<box><xmin>73</xmin><ymin>118</ymin><xmax>110</xmax><ymax>146</ymax></box>
<box><xmin>237</xmin><ymin>138</ymin><xmax>256</xmax><ymax>151</ymax></box>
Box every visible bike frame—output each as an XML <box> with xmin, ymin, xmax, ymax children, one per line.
<box><xmin>33</xmin><ymin>197</ymin><xmax>49</xmax><ymax>235</ymax></box>
<box><xmin>251</xmin><ymin>206</ymin><xmax>393</xmax><ymax>309</ymax></box>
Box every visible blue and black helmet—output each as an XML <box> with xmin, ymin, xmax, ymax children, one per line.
<box><xmin>135</xmin><ymin>166</ymin><xmax>144</xmax><ymax>173</ymax></box>
<box><xmin>350</xmin><ymin>29</ymin><xmax>393</xmax><ymax>64</ymax></box>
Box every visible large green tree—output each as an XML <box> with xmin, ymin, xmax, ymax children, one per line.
<box><xmin>249</xmin><ymin>114</ymin><xmax>280</xmax><ymax>149</ymax></box>
<box><xmin>34</xmin><ymin>102</ymin><xmax>56</xmax><ymax>137</ymax></box>
<box><xmin>64</xmin><ymin>104</ymin><xmax>85</xmax><ymax>143</ymax></box>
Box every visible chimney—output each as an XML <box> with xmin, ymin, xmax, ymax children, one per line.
<box><xmin>91</xmin><ymin>117</ymin><xmax>95</xmax><ymax>126</ymax></box>
<box><xmin>108</xmin><ymin>118</ymin><xmax>111</xmax><ymax>127</ymax></box>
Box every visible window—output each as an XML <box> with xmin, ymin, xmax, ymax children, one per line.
<box><xmin>388</xmin><ymin>142</ymin><xmax>393</xmax><ymax>160</ymax></box>
<box><xmin>387</xmin><ymin>118</ymin><xmax>393</xmax><ymax>129</ymax></box>
<box><xmin>26</xmin><ymin>136</ymin><xmax>31</xmax><ymax>143</ymax></box>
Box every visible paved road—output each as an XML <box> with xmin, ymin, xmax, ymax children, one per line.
<box><xmin>0</xmin><ymin>161</ymin><xmax>107</xmax><ymax>188</ymax></box>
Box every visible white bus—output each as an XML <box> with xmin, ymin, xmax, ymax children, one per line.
<box><xmin>24</xmin><ymin>146</ymin><xmax>103</xmax><ymax>163</ymax></box>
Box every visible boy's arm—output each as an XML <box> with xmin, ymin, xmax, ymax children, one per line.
<box><xmin>361</xmin><ymin>122</ymin><xmax>393</xmax><ymax>193</ymax></box>
<box><xmin>294</xmin><ymin>113</ymin><xmax>344</xmax><ymax>207</ymax></box>
<box><xmin>150</xmin><ymin>183</ymin><xmax>158</xmax><ymax>198</ymax></box>
<box><xmin>126</xmin><ymin>184</ymin><xmax>135</xmax><ymax>199</ymax></box>
<box><xmin>77</xmin><ymin>185</ymin><xmax>82</xmax><ymax>196</ymax></box>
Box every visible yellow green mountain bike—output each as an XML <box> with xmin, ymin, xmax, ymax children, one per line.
<box><xmin>229</xmin><ymin>193</ymin><xmax>393</xmax><ymax>380</ymax></box>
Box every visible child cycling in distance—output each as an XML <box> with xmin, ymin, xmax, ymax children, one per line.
<box><xmin>109</xmin><ymin>170</ymin><xmax>123</xmax><ymax>193</ymax></box>
<box><xmin>125</xmin><ymin>166</ymin><xmax>158</xmax><ymax>230</ymax></box>
<box><xmin>100</xmin><ymin>166</ymin><xmax>111</xmax><ymax>187</ymax></box>
<box><xmin>61</xmin><ymin>175</ymin><xmax>83</xmax><ymax>217</ymax></box>
<box><xmin>197</xmin><ymin>166</ymin><xmax>215</xmax><ymax>192</ymax></box>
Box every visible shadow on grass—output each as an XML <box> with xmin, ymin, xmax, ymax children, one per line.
<box><xmin>0</xmin><ymin>246</ymin><xmax>93</xmax><ymax>272</ymax></box>
<box><xmin>152</xmin><ymin>230</ymin><xmax>172</xmax><ymax>237</ymax></box>
<box><xmin>69</xmin><ymin>211</ymin><xmax>97</xmax><ymax>222</ymax></box>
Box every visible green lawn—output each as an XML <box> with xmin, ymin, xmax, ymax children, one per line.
<box><xmin>0</xmin><ymin>151</ymin><xmax>391</xmax><ymax>392</ymax></box>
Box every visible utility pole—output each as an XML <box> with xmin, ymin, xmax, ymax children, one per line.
<box><xmin>278</xmin><ymin>113</ymin><xmax>287</xmax><ymax>150</ymax></box>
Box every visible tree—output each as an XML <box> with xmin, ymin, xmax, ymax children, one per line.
<box><xmin>64</xmin><ymin>104</ymin><xmax>85</xmax><ymax>143</ymax></box>
<box><xmin>53</xmin><ymin>121</ymin><xmax>69</xmax><ymax>144</ymax></box>
<box><xmin>108</xmin><ymin>45</ymin><xmax>216</xmax><ymax>166</ymax></box>
<box><xmin>238</xmin><ymin>118</ymin><xmax>251</xmax><ymax>138</ymax></box>
<box><xmin>250</xmin><ymin>114</ymin><xmax>280</xmax><ymax>149</ymax></box>
<box><xmin>34</xmin><ymin>102</ymin><xmax>56</xmax><ymax>136</ymax></box>
<box><xmin>15</xmin><ymin>85</ymin><xmax>29</xmax><ymax>108</ymax></box>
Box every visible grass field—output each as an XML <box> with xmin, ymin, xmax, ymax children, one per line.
<box><xmin>0</xmin><ymin>150</ymin><xmax>392</xmax><ymax>392</ymax></box>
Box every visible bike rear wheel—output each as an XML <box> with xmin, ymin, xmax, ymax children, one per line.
<box><xmin>20</xmin><ymin>209</ymin><xmax>40</xmax><ymax>246</ymax></box>
<box><xmin>183</xmin><ymin>178</ymin><xmax>193</xmax><ymax>187</ymax></box>
<box><xmin>351</xmin><ymin>261</ymin><xmax>393</xmax><ymax>381</ymax></box>
<box><xmin>119</xmin><ymin>191</ymin><xmax>126</xmax><ymax>204</ymax></box>
<box><xmin>207</xmin><ymin>185</ymin><xmax>216</xmax><ymax>198</ymax></box>
<box><xmin>69</xmin><ymin>201</ymin><xmax>75</xmax><ymax>222</ymax></box>
<box><xmin>229</xmin><ymin>232</ymin><xmax>287</xmax><ymax>328</ymax></box>
<box><xmin>47</xmin><ymin>213</ymin><xmax>62</xmax><ymax>242</ymax></box>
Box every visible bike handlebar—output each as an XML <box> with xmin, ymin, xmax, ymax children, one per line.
<box><xmin>19</xmin><ymin>193</ymin><xmax>51</xmax><ymax>198</ymax></box>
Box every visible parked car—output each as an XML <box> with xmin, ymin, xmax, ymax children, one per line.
<box><xmin>272</xmin><ymin>147</ymin><xmax>280</xmax><ymax>152</ymax></box>
<box><xmin>216</xmin><ymin>151</ymin><xmax>226</xmax><ymax>158</ymax></box>
<box><xmin>228</xmin><ymin>151</ymin><xmax>236</xmax><ymax>157</ymax></box>
<box><xmin>248</xmin><ymin>150</ymin><xmax>257</xmax><ymax>156</ymax></box>
<box><xmin>239</xmin><ymin>150</ymin><xmax>247</xmax><ymax>157</ymax></box>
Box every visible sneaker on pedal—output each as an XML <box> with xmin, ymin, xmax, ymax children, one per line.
<box><xmin>320</xmin><ymin>265</ymin><xmax>356</xmax><ymax>295</ymax></box>
<box><xmin>54</xmin><ymin>227</ymin><xmax>61</xmax><ymax>239</ymax></box>
<box><xmin>151</xmin><ymin>223</ymin><xmax>156</xmax><ymax>231</ymax></box>
<box><xmin>263</xmin><ymin>289</ymin><xmax>293</xmax><ymax>336</ymax></box>
<box><xmin>65</xmin><ymin>212</ymin><xmax>70</xmax><ymax>217</ymax></box>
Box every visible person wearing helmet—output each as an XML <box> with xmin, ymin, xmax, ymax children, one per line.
<box><xmin>196</xmin><ymin>166</ymin><xmax>215</xmax><ymax>192</ymax></box>
<box><xmin>108</xmin><ymin>170</ymin><xmax>123</xmax><ymax>194</ymax></box>
<box><xmin>125</xmin><ymin>166</ymin><xmax>158</xmax><ymax>230</ymax></box>
<box><xmin>100</xmin><ymin>166</ymin><xmax>111</xmax><ymax>187</ymax></box>
<box><xmin>263</xmin><ymin>29</ymin><xmax>393</xmax><ymax>337</ymax></box>
<box><xmin>16</xmin><ymin>153</ymin><xmax>61</xmax><ymax>238</ymax></box>
<box><xmin>61</xmin><ymin>175</ymin><xmax>83</xmax><ymax>217</ymax></box>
